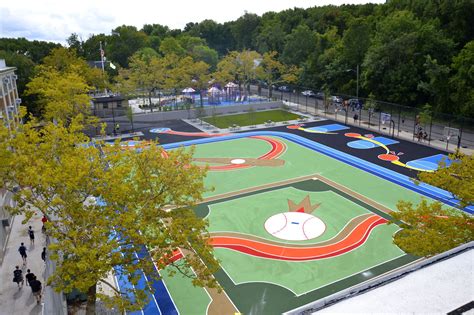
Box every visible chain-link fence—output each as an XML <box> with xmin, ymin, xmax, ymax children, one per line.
<box><xmin>254</xmin><ymin>86</ymin><xmax>473</xmax><ymax>151</ymax></box>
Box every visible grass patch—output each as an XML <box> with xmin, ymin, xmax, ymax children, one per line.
<box><xmin>202</xmin><ymin>109</ymin><xmax>300</xmax><ymax>128</ymax></box>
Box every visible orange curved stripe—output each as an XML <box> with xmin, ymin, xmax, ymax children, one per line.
<box><xmin>208</xmin><ymin>136</ymin><xmax>286</xmax><ymax>171</ymax></box>
<box><xmin>210</xmin><ymin>215</ymin><xmax>387</xmax><ymax>261</ymax></box>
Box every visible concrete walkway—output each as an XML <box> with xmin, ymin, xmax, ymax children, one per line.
<box><xmin>0</xmin><ymin>212</ymin><xmax>46</xmax><ymax>314</ymax></box>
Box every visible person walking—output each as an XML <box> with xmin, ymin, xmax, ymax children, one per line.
<box><xmin>13</xmin><ymin>266</ymin><xmax>24</xmax><ymax>288</ymax></box>
<box><xmin>41</xmin><ymin>215</ymin><xmax>48</xmax><ymax>233</ymax></box>
<box><xmin>41</xmin><ymin>247</ymin><xmax>46</xmax><ymax>263</ymax></box>
<box><xmin>18</xmin><ymin>243</ymin><xmax>27</xmax><ymax>264</ymax></box>
<box><xmin>25</xmin><ymin>269</ymin><xmax>35</xmax><ymax>286</ymax></box>
<box><xmin>28</xmin><ymin>226</ymin><xmax>35</xmax><ymax>245</ymax></box>
<box><xmin>30</xmin><ymin>277</ymin><xmax>42</xmax><ymax>304</ymax></box>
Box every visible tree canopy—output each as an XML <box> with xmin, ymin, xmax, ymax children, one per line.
<box><xmin>2</xmin><ymin>0</ymin><xmax>474</xmax><ymax>117</ymax></box>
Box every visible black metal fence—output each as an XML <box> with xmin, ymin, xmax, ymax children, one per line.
<box><xmin>258</xmin><ymin>86</ymin><xmax>473</xmax><ymax>151</ymax></box>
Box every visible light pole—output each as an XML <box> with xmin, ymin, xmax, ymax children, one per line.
<box><xmin>346</xmin><ymin>64</ymin><xmax>359</xmax><ymax>99</ymax></box>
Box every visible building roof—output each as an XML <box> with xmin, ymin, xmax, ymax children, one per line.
<box><xmin>318</xmin><ymin>249</ymin><xmax>473</xmax><ymax>314</ymax></box>
<box><xmin>92</xmin><ymin>95</ymin><xmax>126</xmax><ymax>103</ymax></box>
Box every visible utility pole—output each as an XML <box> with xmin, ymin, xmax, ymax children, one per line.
<box><xmin>356</xmin><ymin>64</ymin><xmax>359</xmax><ymax>99</ymax></box>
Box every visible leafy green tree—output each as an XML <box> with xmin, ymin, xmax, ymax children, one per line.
<box><xmin>449</xmin><ymin>41</ymin><xmax>474</xmax><ymax>118</ymax></box>
<box><xmin>389</xmin><ymin>199</ymin><xmax>473</xmax><ymax>257</ymax></box>
<box><xmin>255</xmin><ymin>19</ymin><xmax>286</xmax><ymax>53</ymax></box>
<box><xmin>281</xmin><ymin>24</ymin><xmax>316</xmax><ymax>66</ymax></box>
<box><xmin>418</xmin><ymin>153</ymin><xmax>473</xmax><ymax>208</ymax></box>
<box><xmin>363</xmin><ymin>11</ymin><xmax>454</xmax><ymax>106</ymax></box>
<box><xmin>230</xmin><ymin>13</ymin><xmax>261</xmax><ymax>50</ymax></box>
<box><xmin>1</xmin><ymin>115</ymin><xmax>219</xmax><ymax>315</ymax></box>
<box><xmin>417</xmin><ymin>55</ymin><xmax>450</xmax><ymax>113</ymax></box>
<box><xmin>389</xmin><ymin>153</ymin><xmax>474</xmax><ymax>257</ymax></box>
<box><xmin>159</xmin><ymin>37</ymin><xmax>186</xmax><ymax>57</ymax></box>
<box><xmin>108</xmin><ymin>25</ymin><xmax>148</xmax><ymax>68</ymax></box>
<box><xmin>256</xmin><ymin>51</ymin><xmax>299</xmax><ymax>98</ymax></box>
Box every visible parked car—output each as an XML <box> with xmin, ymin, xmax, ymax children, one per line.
<box><xmin>278</xmin><ymin>85</ymin><xmax>290</xmax><ymax>92</ymax></box>
<box><xmin>301</xmin><ymin>90</ymin><xmax>315</xmax><ymax>97</ymax></box>
<box><xmin>331</xmin><ymin>96</ymin><xmax>343</xmax><ymax>105</ymax></box>
<box><xmin>315</xmin><ymin>92</ymin><xmax>325</xmax><ymax>99</ymax></box>
<box><xmin>348</xmin><ymin>98</ymin><xmax>363</xmax><ymax>110</ymax></box>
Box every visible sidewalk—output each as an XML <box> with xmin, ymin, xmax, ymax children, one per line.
<box><xmin>0</xmin><ymin>212</ymin><xmax>46</xmax><ymax>314</ymax></box>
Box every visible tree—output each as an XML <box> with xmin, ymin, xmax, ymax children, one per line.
<box><xmin>215</xmin><ymin>50</ymin><xmax>261</xmax><ymax>96</ymax></box>
<box><xmin>255</xmin><ymin>19</ymin><xmax>286</xmax><ymax>53</ymax></box>
<box><xmin>363</xmin><ymin>11</ymin><xmax>454</xmax><ymax>106</ymax></box>
<box><xmin>26</xmin><ymin>69</ymin><xmax>92</xmax><ymax>124</ymax></box>
<box><xmin>230</xmin><ymin>12</ymin><xmax>261</xmax><ymax>50</ymax></box>
<box><xmin>389</xmin><ymin>199</ymin><xmax>473</xmax><ymax>257</ymax></box>
<box><xmin>418</xmin><ymin>153</ymin><xmax>473</xmax><ymax>208</ymax></box>
<box><xmin>389</xmin><ymin>153</ymin><xmax>474</xmax><ymax>257</ymax></box>
<box><xmin>108</xmin><ymin>25</ymin><xmax>148</xmax><ymax>68</ymax></box>
<box><xmin>281</xmin><ymin>24</ymin><xmax>317</xmax><ymax>67</ymax></box>
<box><xmin>125</xmin><ymin>106</ymin><xmax>134</xmax><ymax>132</ymax></box>
<box><xmin>449</xmin><ymin>41</ymin><xmax>474</xmax><ymax>118</ymax></box>
<box><xmin>256</xmin><ymin>51</ymin><xmax>299</xmax><ymax>98</ymax></box>
<box><xmin>1</xmin><ymin>115</ymin><xmax>219</xmax><ymax>314</ymax></box>
<box><xmin>26</xmin><ymin>48</ymin><xmax>104</xmax><ymax>123</ymax></box>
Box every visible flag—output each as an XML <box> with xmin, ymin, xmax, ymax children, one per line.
<box><xmin>109</xmin><ymin>62</ymin><xmax>116</xmax><ymax>70</ymax></box>
<box><xmin>100</xmin><ymin>48</ymin><xmax>105</xmax><ymax>59</ymax></box>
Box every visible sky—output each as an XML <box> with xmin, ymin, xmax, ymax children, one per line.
<box><xmin>0</xmin><ymin>0</ymin><xmax>384</xmax><ymax>44</ymax></box>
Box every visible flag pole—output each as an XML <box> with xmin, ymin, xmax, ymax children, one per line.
<box><xmin>100</xmin><ymin>41</ymin><xmax>105</xmax><ymax>74</ymax></box>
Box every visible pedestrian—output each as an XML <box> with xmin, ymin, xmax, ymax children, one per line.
<box><xmin>41</xmin><ymin>247</ymin><xmax>46</xmax><ymax>263</ymax></box>
<box><xmin>28</xmin><ymin>226</ymin><xmax>35</xmax><ymax>245</ymax></box>
<box><xmin>30</xmin><ymin>277</ymin><xmax>42</xmax><ymax>304</ymax></box>
<box><xmin>18</xmin><ymin>242</ymin><xmax>27</xmax><ymax>264</ymax></box>
<box><xmin>353</xmin><ymin>113</ymin><xmax>358</xmax><ymax>123</ymax></box>
<box><xmin>25</xmin><ymin>269</ymin><xmax>35</xmax><ymax>286</ymax></box>
<box><xmin>13</xmin><ymin>266</ymin><xmax>24</xmax><ymax>288</ymax></box>
<box><xmin>41</xmin><ymin>215</ymin><xmax>48</xmax><ymax>233</ymax></box>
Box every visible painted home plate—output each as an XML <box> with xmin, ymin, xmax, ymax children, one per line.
<box><xmin>264</xmin><ymin>212</ymin><xmax>326</xmax><ymax>241</ymax></box>
<box><xmin>230</xmin><ymin>159</ymin><xmax>246</xmax><ymax>164</ymax></box>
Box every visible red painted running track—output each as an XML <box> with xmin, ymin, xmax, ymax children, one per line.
<box><xmin>210</xmin><ymin>215</ymin><xmax>387</xmax><ymax>261</ymax></box>
<box><xmin>208</xmin><ymin>136</ymin><xmax>286</xmax><ymax>171</ymax></box>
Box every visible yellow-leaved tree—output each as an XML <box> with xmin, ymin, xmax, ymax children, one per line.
<box><xmin>1</xmin><ymin>114</ymin><xmax>219</xmax><ymax>314</ymax></box>
<box><xmin>390</xmin><ymin>153</ymin><xmax>474</xmax><ymax>256</ymax></box>
<box><xmin>256</xmin><ymin>51</ymin><xmax>300</xmax><ymax>98</ymax></box>
<box><xmin>26</xmin><ymin>47</ymin><xmax>105</xmax><ymax>125</ymax></box>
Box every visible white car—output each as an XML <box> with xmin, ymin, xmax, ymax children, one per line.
<box><xmin>330</xmin><ymin>96</ymin><xmax>343</xmax><ymax>104</ymax></box>
<box><xmin>302</xmin><ymin>90</ymin><xmax>315</xmax><ymax>97</ymax></box>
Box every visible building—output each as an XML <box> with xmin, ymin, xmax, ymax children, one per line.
<box><xmin>0</xmin><ymin>59</ymin><xmax>20</xmax><ymax>131</ymax></box>
<box><xmin>91</xmin><ymin>94</ymin><xmax>128</xmax><ymax>118</ymax></box>
<box><xmin>0</xmin><ymin>59</ymin><xmax>18</xmax><ymax>262</ymax></box>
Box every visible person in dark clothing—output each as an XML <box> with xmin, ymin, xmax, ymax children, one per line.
<box><xmin>30</xmin><ymin>277</ymin><xmax>42</xmax><ymax>304</ymax></box>
<box><xmin>41</xmin><ymin>247</ymin><xmax>46</xmax><ymax>263</ymax></box>
<box><xmin>28</xmin><ymin>226</ymin><xmax>35</xmax><ymax>245</ymax></box>
<box><xmin>25</xmin><ymin>269</ymin><xmax>35</xmax><ymax>286</ymax></box>
<box><xmin>18</xmin><ymin>243</ymin><xmax>27</xmax><ymax>264</ymax></box>
<box><xmin>13</xmin><ymin>266</ymin><xmax>24</xmax><ymax>288</ymax></box>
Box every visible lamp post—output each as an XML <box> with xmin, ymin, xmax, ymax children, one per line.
<box><xmin>346</xmin><ymin>64</ymin><xmax>359</xmax><ymax>99</ymax></box>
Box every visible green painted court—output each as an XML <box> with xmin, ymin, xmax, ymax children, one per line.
<box><xmin>153</xmin><ymin>134</ymin><xmax>439</xmax><ymax>314</ymax></box>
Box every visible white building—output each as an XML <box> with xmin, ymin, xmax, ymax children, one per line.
<box><xmin>0</xmin><ymin>59</ymin><xmax>20</xmax><ymax>131</ymax></box>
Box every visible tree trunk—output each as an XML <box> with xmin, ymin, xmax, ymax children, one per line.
<box><xmin>149</xmin><ymin>91</ymin><xmax>153</xmax><ymax>113</ymax></box>
<box><xmin>85</xmin><ymin>284</ymin><xmax>97</xmax><ymax>315</ymax></box>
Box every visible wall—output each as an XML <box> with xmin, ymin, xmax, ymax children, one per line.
<box><xmin>105</xmin><ymin>101</ymin><xmax>284</xmax><ymax>123</ymax></box>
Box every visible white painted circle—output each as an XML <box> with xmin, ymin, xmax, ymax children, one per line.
<box><xmin>230</xmin><ymin>158</ymin><xmax>246</xmax><ymax>165</ymax></box>
<box><xmin>264</xmin><ymin>212</ymin><xmax>325</xmax><ymax>241</ymax></box>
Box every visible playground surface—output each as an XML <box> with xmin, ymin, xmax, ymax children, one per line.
<box><xmin>113</xmin><ymin>120</ymin><xmax>470</xmax><ymax>314</ymax></box>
